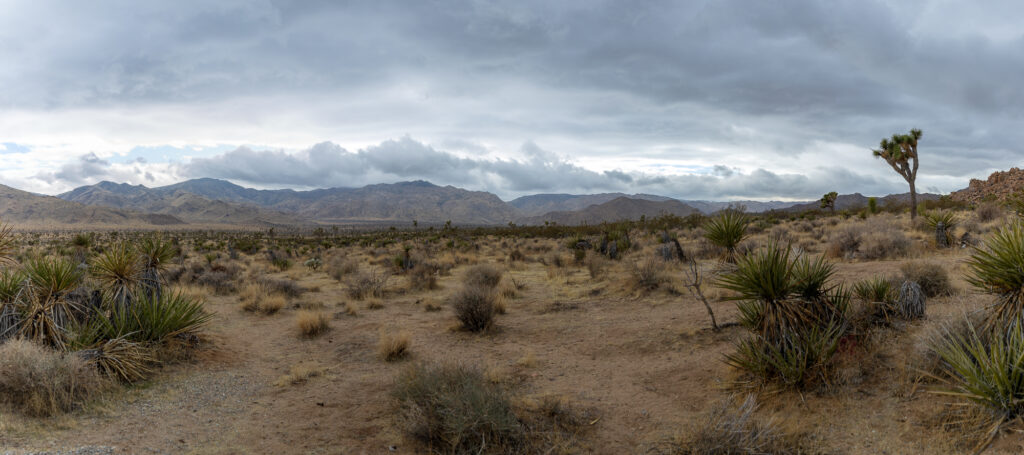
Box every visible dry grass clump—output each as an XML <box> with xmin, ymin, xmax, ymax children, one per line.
<box><xmin>463</xmin><ymin>264</ymin><xmax>504</xmax><ymax>289</ymax></box>
<box><xmin>451</xmin><ymin>285</ymin><xmax>496</xmax><ymax>332</ymax></box>
<box><xmin>295</xmin><ymin>310</ymin><xmax>331</xmax><ymax>338</ymax></box>
<box><xmin>238</xmin><ymin>283</ymin><xmax>286</xmax><ymax>314</ymax></box>
<box><xmin>900</xmin><ymin>261</ymin><xmax>953</xmax><ymax>297</ymax></box>
<box><xmin>825</xmin><ymin>225</ymin><xmax>862</xmax><ymax>258</ymax></box>
<box><xmin>651</xmin><ymin>395</ymin><xmax>814</xmax><ymax>455</ymax></box>
<box><xmin>0</xmin><ymin>339</ymin><xmax>107</xmax><ymax>417</ymax></box>
<box><xmin>378</xmin><ymin>330</ymin><xmax>412</xmax><ymax>361</ymax></box>
<box><xmin>257</xmin><ymin>277</ymin><xmax>306</xmax><ymax>298</ymax></box>
<box><xmin>631</xmin><ymin>257</ymin><xmax>670</xmax><ymax>291</ymax></box>
<box><xmin>274</xmin><ymin>362</ymin><xmax>326</xmax><ymax>386</ymax></box>
<box><xmin>346</xmin><ymin>269</ymin><xmax>389</xmax><ymax>300</ymax></box>
<box><xmin>976</xmin><ymin>203</ymin><xmax>1002</xmax><ymax>223</ymax></box>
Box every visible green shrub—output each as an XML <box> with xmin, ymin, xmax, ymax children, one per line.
<box><xmin>91</xmin><ymin>291</ymin><xmax>211</xmax><ymax>343</ymax></box>
<box><xmin>392</xmin><ymin>362</ymin><xmax>522</xmax><ymax>453</ymax></box>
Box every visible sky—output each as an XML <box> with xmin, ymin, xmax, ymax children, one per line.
<box><xmin>1</xmin><ymin>0</ymin><xmax>1022</xmax><ymax>201</ymax></box>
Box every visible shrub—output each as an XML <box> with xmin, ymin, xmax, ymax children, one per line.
<box><xmin>346</xmin><ymin>270</ymin><xmax>389</xmax><ymax>300</ymax></box>
<box><xmin>196</xmin><ymin>270</ymin><xmax>236</xmax><ymax>295</ymax></box>
<box><xmin>451</xmin><ymin>285</ymin><xmax>496</xmax><ymax>332</ymax></box>
<box><xmin>463</xmin><ymin>264</ymin><xmax>503</xmax><ymax>289</ymax></box>
<box><xmin>392</xmin><ymin>362</ymin><xmax>522</xmax><ymax>453</ymax></box>
<box><xmin>977</xmin><ymin>203</ymin><xmax>1002</xmax><ymax>223</ymax></box>
<box><xmin>325</xmin><ymin>256</ymin><xmax>359</xmax><ymax>281</ymax></box>
<box><xmin>296</xmin><ymin>310</ymin><xmax>330</xmax><ymax>337</ymax></box>
<box><xmin>378</xmin><ymin>330</ymin><xmax>411</xmax><ymax>361</ymax></box>
<box><xmin>703</xmin><ymin>210</ymin><xmax>750</xmax><ymax>259</ymax></box>
<box><xmin>858</xmin><ymin>230</ymin><xmax>909</xmax><ymax>260</ymax></box>
<box><xmin>408</xmin><ymin>263</ymin><xmax>439</xmax><ymax>291</ymax></box>
<box><xmin>653</xmin><ymin>395</ymin><xmax>810</xmax><ymax>455</ymax></box>
<box><xmin>900</xmin><ymin>261</ymin><xmax>953</xmax><ymax>298</ymax></box>
<box><xmin>825</xmin><ymin>226</ymin><xmax>862</xmax><ymax>258</ymax></box>
<box><xmin>257</xmin><ymin>277</ymin><xmax>306</xmax><ymax>298</ymax></box>
<box><xmin>0</xmin><ymin>339</ymin><xmax>106</xmax><ymax>417</ymax></box>
<box><xmin>631</xmin><ymin>258</ymin><xmax>669</xmax><ymax>291</ymax></box>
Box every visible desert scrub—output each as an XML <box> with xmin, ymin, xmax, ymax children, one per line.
<box><xmin>463</xmin><ymin>264</ymin><xmax>504</xmax><ymax>289</ymax></box>
<box><xmin>346</xmin><ymin>269</ymin><xmax>389</xmax><ymax>300</ymax></box>
<box><xmin>0</xmin><ymin>339</ymin><xmax>106</xmax><ymax>417</ymax></box>
<box><xmin>900</xmin><ymin>261</ymin><xmax>953</xmax><ymax>298</ymax></box>
<box><xmin>296</xmin><ymin>310</ymin><xmax>330</xmax><ymax>337</ymax></box>
<box><xmin>651</xmin><ymin>395</ymin><xmax>814</xmax><ymax>455</ymax></box>
<box><xmin>451</xmin><ymin>285</ymin><xmax>496</xmax><ymax>332</ymax></box>
<box><xmin>631</xmin><ymin>257</ymin><xmax>670</xmax><ymax>290</ymax></box>
<box><xmin>392</xmin><ymin>362</ymin><xmax>521</xmax><ymax>453</ymax></box>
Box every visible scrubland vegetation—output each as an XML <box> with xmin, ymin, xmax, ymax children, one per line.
<box><xmin>8</xmin><ymin>195</ymin><xmax>1024</xmax><ymax>453</ymax></box>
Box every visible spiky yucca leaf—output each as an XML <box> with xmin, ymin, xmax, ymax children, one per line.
<box><xmin>931</xmin><ymin>317</ymin><xmax>1024</xmax><ymax>450</ymax></box>
<box><xmin>923</xmin><ymin>210</ymin><xmax>960</xmax><ymax>231</ymax></box>
<box><xmin>91</xmin><ymin>242</ymin><xmax>142</xmax><ymax>307</ymax></box>
<box><xmin>965</xmin><ymin>222</ymin><xmax>1024</xmax><ymax>332</ymax></box>
<box><xmin>95</xmin><ymin>290</ymin><xmax>211</xmax><ymax>343</ymax></box>
<box><xmin>74</xmin><ymin>336</ymin><xmax>153</xmax><ymax>383</ymax></box>
<box><xmin>0</xmin><ymin>269</ymin><xmax>25</xmax><ymax>303</ymax></box>
<box><xmin>703</xmin><ymin>210</ymin><xmax>750</xmax><ymax>258</ymax></box>
<box><xmin>138</xmin><ymin>236</ymin><xmax>176</xmax><ymax>272</ymax></box>
<box><xmin>854</xmin><ymin>276</ymin><xmax>895</xmax><ymax>303</ymax></box>
<box><xmin>726</xmin><ymin>320</ymin><xmax>844</xmax><ymax>389</ymax></box>
<box><xmin>24</xmin><ymin>257</ymin><xmax>82</xmax><ymax>301</ymax></box>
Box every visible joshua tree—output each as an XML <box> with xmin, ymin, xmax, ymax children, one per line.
<box><xmin>872</xmin><ymin>129</ymin><xmax>922</xmax><ymax>220</ymax></box>
<box><xmin>820</xmin><ymin>191</ymin><xmax>838</xmax><ymax>213</ymax></box>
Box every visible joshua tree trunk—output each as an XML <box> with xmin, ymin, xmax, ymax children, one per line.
<box><xmin>908</xmin><ymin>178</ymin><xmax>918</xmax><ymax>220</ymax></box>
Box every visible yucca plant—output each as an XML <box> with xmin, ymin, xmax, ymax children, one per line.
<box><xmin>717</xmin><ymin>242</ymin><xmax>847</xmax><ymax>388</ymax></box>
<box><xmin>69</xmin><ymin>323</ymin><xmax>153</xmax><ymax>383</ymax></box>
<box><xmin>0</xmin><ymin>269</ymin><xmax>23</xmax><ymax>342</ymax></box>
<box><xmin>24</xmin><ymin>257</ymin><xmax>82</xmax><ymax>302</ymax></box>
<box><xmin>727</xmin><ymin>320</ymin><xmax>844</xmax><ymax>389</ymax></box>
<box><xmin>719</xmin><ymin>242</ymin><xmax>846</xmax><ymax>342</ymax></box>
<box><xmin>931</xmin><ymin>318</ymin><xmax>1024</xmax><ymax>447</ymax></box>
<box><xmin>854</xmin><ymin>276</ymin><xmax>898</xmax><ymax>324</ymax></box>
<box><xmin>704</xmin><ymin>210</ymin><xmax>750</xmax><ymax>260</ymax></box>
<box><xmin>94</xmin><ymin>290</ymin><xmax>211</xmax><ymax>343</ymax></box>
<box><xmin>91</xmin><ymin>242</ymin><xmax>142</xmax><ymax>309</ymax></box>
<box><xmin>923</xmin><ymin>210</ymin><xmax>959</xmax><ymax>247</ymax></box>
<box><xmin>137</xmin><ymin>236</ymin><xmax>176</xmax><ymax>300</ymax></box>
<box><xmin>965</xmin><ymin>222</ymin><xmax>1024</xmax><ymax>334</ymax></box>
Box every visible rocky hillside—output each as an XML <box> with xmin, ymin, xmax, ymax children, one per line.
<box><xmin>951</xmin><ymin>167</ymin><xmax>1024</xmax><ymax>204</ymax></box>
<box><xmin>510</xmin><ymin>193</ymin><xmax>803</xmax><ymax>215</ymax></box>
<box><xmin>520</xmin><ymin>197</ymin><xmax>698</xmax><ymax>225</ymax></box>
<box><xmin>59</xmin><ymin>181</ymin><xmax>299</xmax><ymax>226</ymax></box>
<box><xmin>0</xmin><ymin>184</ymin><xmax>184</xmax><ymax>229</ymax></box>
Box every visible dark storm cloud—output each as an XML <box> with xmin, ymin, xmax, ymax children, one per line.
<box><xmin>5</xmin><ymin>1</ymin><xmax>1024</xmax><ymax>197</ymax></box>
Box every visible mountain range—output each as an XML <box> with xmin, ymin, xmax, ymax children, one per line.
<box><xmin>0</xmin><ymin>176</ymin><xmax>956</xmax><ymax>229</ymax></box>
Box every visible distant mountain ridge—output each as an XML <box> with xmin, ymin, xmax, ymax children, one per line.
<box><xmin>783</xmin><ymin>192</ymin><xmax>941</xmax><ymax>213</ymax></box>
<box><xmin>510</xmin><ymin>193</ymin><xmax>804</xmax><ymax>215</ymax></box>
<box><xmin>519</xmin><ymin>197</ymin><xmax>699</xmax><ymax>225</ymax></box>
<box><xmin>0</xmin><ymin>184</ymin><xmax>184</xmax><ymax>228</ymax></box>
<box><xmin>61</xmin><ymin>179</ymin><xmax>516</xmax><ymax>225</ymax></box>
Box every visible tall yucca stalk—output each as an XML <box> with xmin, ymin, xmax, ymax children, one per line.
<box><xmin>91</xmin><ymin>242</ymin><xmax>142</xmax><ymax>310</ymax></box>
<box><xmin>703</xmin><ymin>210</ymin><xmax>750</xmax><ymax>261</ymax></box>
<box><xmin>964</xmin><ymin>222</ymin><xmax>1024</xmax><ymax>334</ymax></box>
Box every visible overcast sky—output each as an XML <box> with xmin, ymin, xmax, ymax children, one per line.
<box><xmin>1</xmin><ymin>0</ymin><xmax>1021</xmax><ymax>201</ymax></box>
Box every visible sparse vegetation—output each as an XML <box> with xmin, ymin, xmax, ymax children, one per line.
<box><xmin>451</xmin><ymin>285</ymin><xmax>496</xmax><ymax>332</ymax></box>
<box><xmin>295</xmin><ymin>310</ymin><xmax>331</xmax><ymax>337</ymax></box>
